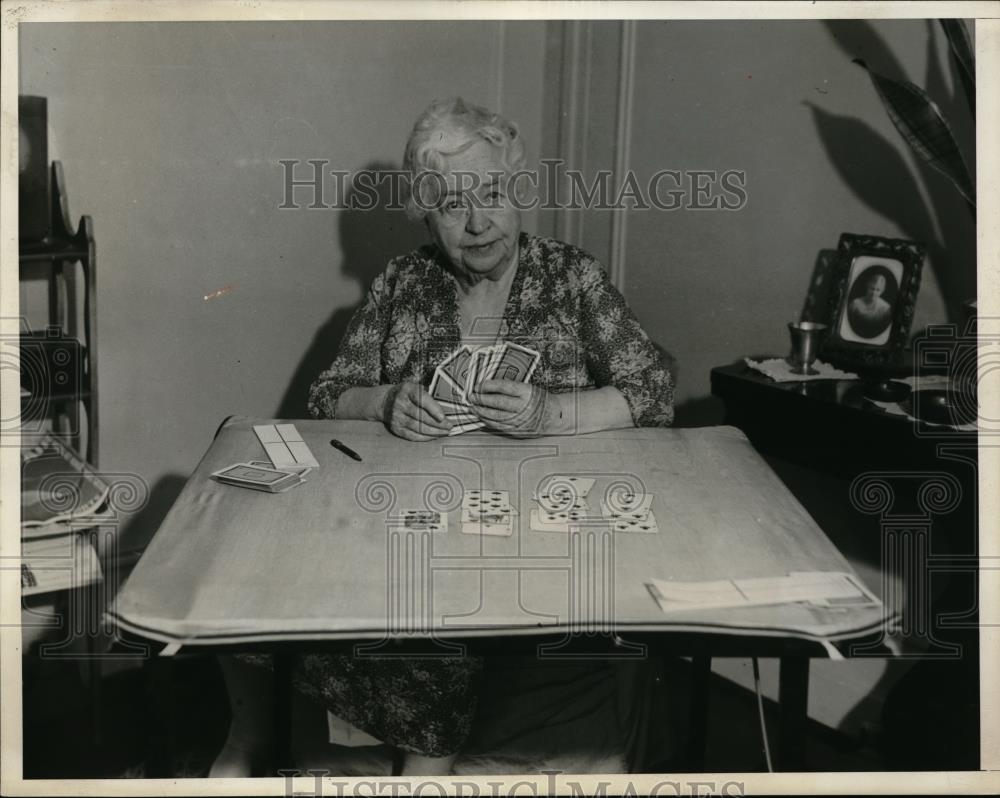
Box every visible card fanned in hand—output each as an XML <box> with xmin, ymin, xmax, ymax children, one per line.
<box><xmin>429</xmin><ymin>342</ymin><xmax>541</xmax><ymax>436</ymax></box>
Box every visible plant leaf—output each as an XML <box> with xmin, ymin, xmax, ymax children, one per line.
<box><xmin>854</xmin><ymin>58</ymin><xmax>975</xmax><ymax>207</ymax></box>
<box><xmin>940</xmin><ymin>19</ymin><xmax>975</xmax><ymax>117</ymax></box>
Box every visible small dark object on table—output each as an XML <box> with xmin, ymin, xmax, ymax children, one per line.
<box><xmin>863</xmin><ymin>380</ymin><xmax>911</xmax><ymax>403</ymax></box>
<box><xmin>903</xmin><ymin>389</ymin><xmax>977</xmax><ymax>427</ymax></box>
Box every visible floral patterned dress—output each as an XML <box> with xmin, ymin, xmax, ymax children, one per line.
<box><xmin>309</xmin><ymin>232</ymin><xmax>675</xmax><ymax>426</ymax></box>
<box><xmin>256</xmin><ymin>233</ymin><xmax>674</xmax><ymax>758</ymax></box>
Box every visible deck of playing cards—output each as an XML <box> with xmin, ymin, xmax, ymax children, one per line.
<box><xmin>211</xmin><ymin>462</ymin><xmax>308</xmax><ymax>493</ymax></box>
<box><xmin>461</xmin><ymin>489</ymin><xmax>515</xmax><ymax>536</ymax></box>
<box><xmin>430</xmin><ymin>342</ymin><xmax>541</xmax><ymax>435</ymax></box>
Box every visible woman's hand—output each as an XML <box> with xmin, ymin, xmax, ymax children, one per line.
<box><xmin>382</xmin><ymin>382</ymin><xmax>454</xmax><ymax>441</ymax></box>
<box><xmin>468</xmin><ymin>379</ymin><xmax>560</xmax><ymax>438</ymax></box>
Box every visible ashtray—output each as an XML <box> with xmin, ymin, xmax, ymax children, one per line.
<box><xmin>863</xmin><ymin>380</ymin><xmax>911</xmax><ymax>403</ymax></box>
<box><xmin>903</xmin><ymin>389</ymin><xmax>977</xmax><ymax>426</ymax></box>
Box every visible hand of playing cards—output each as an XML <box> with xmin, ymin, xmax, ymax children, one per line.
<box><xmin>429</xmin><ymin>342</ymin><xmax>541</xmax><ymax>435</ymax></box>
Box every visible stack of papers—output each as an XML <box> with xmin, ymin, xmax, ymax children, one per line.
<box><xmin>647</xmin><ymin>571</ymin><xmax>880</xmax><ymax>614</ymax></box>
<box><xmin>22</xmin><ymin>534</ymin><xmax>103</xmax><ymax>597</ymax></box>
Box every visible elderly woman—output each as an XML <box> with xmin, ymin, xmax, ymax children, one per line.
<box><xmin>314</xmin><ymin>98</ymin><xmax>673</xmax><ymax>436</ymax></box>
<box><xmin>212</xmin><ymin>97</ymin><xmax>673</xmax><ymax>777</ymax></box>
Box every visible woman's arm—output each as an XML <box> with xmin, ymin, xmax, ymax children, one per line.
<box><xmin>576</xmin><ymin>257</ymin><xmax>675</xmax><ymax>427</ymax></box>
<box><xmin>332</xmin><ymin>385</ymin><xmax>394</xmax><ymax>422</ymax></box>
<box><xmin>307</xmin><ymin>264</ymin><xmax>452</xmax><ymax>439</ymax></box>
<box><xmin>469</xmin><ymin>382</ymin><xmax>632</xmax><ymax>437</ymax></box>
<box><xmin>337</xmin><ymin>382</ymin><xmax>453</xmax><ymax>440</ymax></box>
<box><xmin>308</xmin><ymin>269</ymin><xmax>395</xmax><ymax>420</ymax></box>
<box><xmin>546</xmin><ymin>386</ymin><xmax>634</xmax><ymax>435</ymax></box>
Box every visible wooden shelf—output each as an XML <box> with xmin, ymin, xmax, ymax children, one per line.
<box><xmin>18</xmin><ymin>162</ymin><xmax>98</xmax><ymax>465</ymax></box>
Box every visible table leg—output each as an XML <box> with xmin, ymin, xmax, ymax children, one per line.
<box><xmin>143</xmin><ymin>656</ymin><xmax>175</xmax><ymax>777</ymax></box>
<box><xmin>777</xmin><ymin>656</ymin><xmax>809</xmax><ymax>771</ymax></box>
<box><xmin>272</xmin><ymin>653</ymin><xmax>294</xmax><ymax>773</ymax></box>
<box><xmin>686</xmin><ymin>655</ymin><xmax>712</xmax><ymax>770</ymax></box>
<box><xmin>86</xmin><ymin>629</ymin><xmax>103</xmax><ymax>746</ymax></box>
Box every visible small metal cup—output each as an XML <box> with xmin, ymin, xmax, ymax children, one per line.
<box><xmin>787</xmin><ymin>321</ymin><xmax>828</xmax><ymax>375</ymax></box>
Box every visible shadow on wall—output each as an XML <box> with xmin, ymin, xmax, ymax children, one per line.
<box><xmin>275</xmin><ymin>161</ymin><xmax>427</xmax><ymax>418</ymax></box>
<box><xmin>799</xmin><ymin>249</ymin><xmax>839</xmax><ymax>324</ymax></box>
<box><xmin>650</xmin><ymin>340</ymin><xmax>725</xmax><ymax>427</ymax></box>
<box><xmin>811</xmin><ymin>19</ymin><xmax>975</xmax><ymax>324</ymax></box>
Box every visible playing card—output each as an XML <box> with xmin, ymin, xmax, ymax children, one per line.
<box><xmin>466</xmin><ymin>347</ymin><xmax>492</xmax><ymax>400</ymax></box>
<box><xmin>609</xmin><ymin>509</ymin><xmax>659</xmax><ymax>534</ymax></box>
<box><xmin>429</xmin><ymin>369</ymin><xmax>467</xmax><ymax>406</ymax></box>
<box><xmin>536</xmin><ymin>476</ymin><xmax>595</xmax><ymax>502</ymax></box>
<box><xmin>448</xmin><ymin>420</ymin><xmax>486</xmax><ymax>435</ymax></box>
<box><xmin>536</xmin><ymin>493</ymin><xmax>589</xmax><ymax>515</ymax></box>
<box><xmin>528</xmin><ymin>506</ymin><xmax>589</xmax><ymax>532</ymax></box>
<box><xmin>395</xmin><ymin>509</ymin><xmax>447</xmax><ymax>534</ymax></box>
<box><xmin>491</xmin><ymin>342</ymin><xmax>541</xmax><ymax>383</ymax></box>
<box><xmin>438</xmin><ymin>399</ymin><xmax>471</xmax><ymax>413</ymax></box>
<box><xmin>601</xmin><ymin>488</ymin><xmax>654</xmax><ymax>518</ymax></box>
<box><xmin>211</xmin><ymin>462</ymin><xmax>303</xmax><ymax>493</ymax></box>
<box><xmin>445</xmin><ymin>414</ymin><xmax>480</xmax><ymax>425</ymax></box>
<box><xmin>463</xmin><ymin>489</ymin><xmax>511</xmax><ymax>515</ymax></box>
<box><xmin>249</xmin><ymin>458</ymin><xmax>311</xmax><ymax>472</ymax></box>
<box><xmin>439</xmin><ymin>345</ymin><xmax>475</xmax><ymax>387</ymax></box>
<box><xmin>462</xmin><ymin>350</ymin><xmax>481</xmax><ymax>401</ymax></box>
<box><xmin>484</xmin><ymin>344</ymin><xmax>504</xmax><ymax>382</ymax></box>
<box><xmin>461</xmin><ymin>517</ymin><xmax>514</xmax><ymax>537</ymax></box>
<box><xmin>462</xmin><ymin>507</ymin><xmax>513</xmax><ymax>525</ymax></box>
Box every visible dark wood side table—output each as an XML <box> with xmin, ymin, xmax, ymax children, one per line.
<box><xmin>710</xmin><ymin>363</ymin><xmax>976</xmax><ymax>473</ymax></box>
<box><xmin>710</xmin><ymin>361</ymin><xmax>981</xmax><ymax>769</ymax></box>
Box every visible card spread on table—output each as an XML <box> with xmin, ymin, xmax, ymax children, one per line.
<box><xmin>609</xmin><ymin>509</ymin><xmax>659</xmax><ymax>534</ymax></box>
<box><xmin>394</xmin><ymin>510</ymin><xmax>447</xmax><ymax>534</ymax></box>
<box><xmin>529</xmin><ymin>489</ymin><xmax>592</xmax><ymax>533</ymax></box>
<box><xmin>535</xmin><ymin>476</ymin><xmax>595</xmax><ymax>503</ymax></box>
<box><xmin>527</xmin><ymin>475</ymin><xmax>659</xmax><ymax>534</ymax></box>
<box><xmin>211</xmin><ymin>462</ymin><xmax>306</xmax><ymax>493</ymax></box>
<box><xmin>253</xmin><ymin>423</ymin><xmax>319</xmax><ymax>469</ymax></box>
<box><xmin>647</xmin><ymin>571</ymin><xmax>880</xmax><ymax>614</ymax></box>
<box><xmin>461</xmin><ymin>489</ymin><xmax>514</xmax><ymax>536</ymax></box>
<box><xmin>429</xmin><ymin>342</ymin><xmax>540</xmax><ymax>436</ymax></box>
<box><xmin>601</xmin><ymin>489</ymin><xmax>654</xmax><ymax>519</ymax></box>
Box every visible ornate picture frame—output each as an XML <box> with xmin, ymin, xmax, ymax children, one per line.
<box><xmin>822</xmin><ymin>233</ymin><xmax>925</xmax><ymax>367</ymax></box>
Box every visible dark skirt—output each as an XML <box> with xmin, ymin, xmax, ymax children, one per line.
<box><xmin>239</xmin><ymin>653</ymin><xmax>483</xmax><ymax>757</ymax></box>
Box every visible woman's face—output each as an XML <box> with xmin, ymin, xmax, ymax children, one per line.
<box><xmin>423</xmin><ymin>139</ymin><xmax>522</xmax><ymax>283</ymax></box>
<box><xmin>865</xmin><ymin>275</ymin><xmax>886</xmax><ymax>300</ymax></box>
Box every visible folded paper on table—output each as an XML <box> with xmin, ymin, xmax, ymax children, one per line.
<box><xmin>254</xmin><ymin>423</ymin><xmax>319</xmax><ymax>469</ymax></box>
<box><xmin>744</xmin><ymin>357</ymin><xmax>859</xmax><ymax>383</ymax></box>
<box><xmin>647</xmin><ymin>571</ymin><xmax>880</xmax><ymax>614</ymax></box>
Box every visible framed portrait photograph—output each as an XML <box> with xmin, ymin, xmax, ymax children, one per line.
<box><xmin>823</xmin><ymin>233</ymin><xmax>925</xmax><ymax>367</ymax></box>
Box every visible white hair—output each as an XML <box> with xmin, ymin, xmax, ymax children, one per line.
<box><xmin>402</xmin><ymin>97</ymin><xmax>526</xmax><ymax>221</ymax></box>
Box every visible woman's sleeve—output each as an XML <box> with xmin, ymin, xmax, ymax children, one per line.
<box><xmin>577</xmin><ymin>259</ymin><xmax>676</xmax><ymax>427</ymax></box>
<box><xmin>307</xmin><ymin>266</ymin><xmax>395</xmax><ymax>419</ymax></box>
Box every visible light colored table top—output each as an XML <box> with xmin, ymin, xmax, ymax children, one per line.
<box><xmin>112</xmin><ymin>419</ymin><xmax>885</xmax><ymax>649</ymax></box>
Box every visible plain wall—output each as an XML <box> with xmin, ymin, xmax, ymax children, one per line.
<box><xmin>19</xmin><ymin>20</ymin><xmax>547</xmax><ymax>552</ymax></box>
